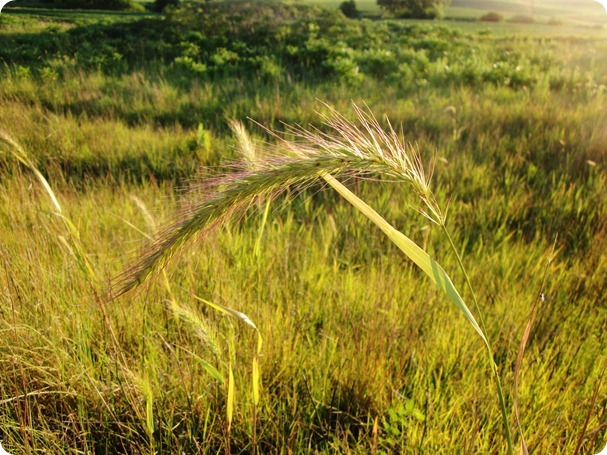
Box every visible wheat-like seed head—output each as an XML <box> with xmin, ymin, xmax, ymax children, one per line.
<box><xmin>257</xmin><ymin>102</ymin><xmax>444</xmax><ymax>224</ymax></box>
<box><xmin>113</xmin><ymin>103</ymin><xmax>445</xmax><ymax>298</ymax></box>
<box><xmin>228</xmin><ymin>119</ymin><xmax>258</xmax><ymax>168</ymax></box>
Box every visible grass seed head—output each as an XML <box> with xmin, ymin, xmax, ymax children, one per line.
<box><xmin>114</xmin><ymin>103</ymin><xmax>445</xmax><ymax>297</ymax></box>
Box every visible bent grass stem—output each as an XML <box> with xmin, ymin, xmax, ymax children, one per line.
<box><xmin>441</xmin><ymin>226</ymin><xmax>514</xmax><ymax>455</ymax></box>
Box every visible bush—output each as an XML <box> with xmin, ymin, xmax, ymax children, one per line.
<box><xmin>479</xmin><ymin>11</ymin><xmax>503</xmax><ymax>22</ymax></box>
<box><xmin>377</xmin><ymin>0</ymin><xmax>449</xmax><ymax>19</ymax></box>
<box><xmin>508</xmin><ymin>14</ymin><xmax>534</xmax><ymax>24</ymax></box>
<box><xmin>339</xmin><ymin>0</ymin><xmax>360</xmax><ymax>19</ymax></box>
<box><xmin>167</xmin><ymin>0</ymin><xmax>344</xmax><ymax>40</ymax></box>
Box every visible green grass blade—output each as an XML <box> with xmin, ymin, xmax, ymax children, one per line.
<box><xmin>252</xmin><ymin>356</ymin><xmax>260</xmax><ymax>406</ymax></box>
<box><xmin>322</xmin><ymin>173</ymin><xmax>489</xmax><ymax>348</ymax></box>
<box><xmin>227</xmin><ymin>363</ymin><xmax>235</xmax><ymax>432</ymax></box>
<box><xmin>193</xmin><ymin>295</ymin><xmax>260</xmax><ymax>334</ymax></box>
<box><xmin>188</xmin><ymin>351</ymin><xmax>225</xmax><ymax>384</ymax></box>
<box><xmin>192</xmin><ymin>295</ymin><xmax>263</xmax><ymax>406</ymax></box>
<box><xmin>254</xmin><ymin>200</ymin><xmax>271</xmax><ymax>258</ymax></box>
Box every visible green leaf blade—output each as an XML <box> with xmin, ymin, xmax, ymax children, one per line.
<box><xmin>322</xmin><ymin>173</ymin><xmax>489</xmax><ymax>347</ymax></box>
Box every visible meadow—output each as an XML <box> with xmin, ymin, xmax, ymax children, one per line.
<box><xmin>0</xmin><ymin>1</ymin><xmax>606</xmax><ymax>453</ymax></box>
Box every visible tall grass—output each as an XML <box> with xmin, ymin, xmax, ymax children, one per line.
<box><xmin>1</xmin><ymin>5</ymin><xmax>607</xmax><ymax>453</ymax></box>
<box><xmin>115</xmin><ymin>103</ymin><xmax>518</xmax><ymax>452</ymax></box>
<box><xmin>1</xmin><ymin>149</ymin><xmax>605</xmax><ymax>452</ymax></box>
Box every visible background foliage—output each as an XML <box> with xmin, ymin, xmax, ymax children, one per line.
<box><xmin>377</xmin><ymin>0</ymin><xmax>450</xmax><ymax>19</ymax></box>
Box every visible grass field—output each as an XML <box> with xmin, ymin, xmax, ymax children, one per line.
<box><xmin>0</xmin><ymin>1</ymin><xmax>606</xmax><ymax>454</ymax></box>
<box><xmin>447</xmin><ymin>0</ymin><xmax>607</xmax><ymax>27</ymax></box>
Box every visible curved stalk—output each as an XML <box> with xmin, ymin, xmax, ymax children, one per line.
<box><xmin>441</xmin><ymin>225</ymin><xmax>514</xmax><ymax>455</ymax></box>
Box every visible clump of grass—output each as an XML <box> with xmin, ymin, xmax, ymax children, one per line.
<box><xmin>479</xmin><ymin>12</ymin><xmax>503</xmax><ymax>22</ymax></box>
<box><xmin>508</xmin><ymin>14</ymin><xmax>535</xmax><ymax>24</ymax></box>
<box><xmin>116</xmin><ymin>103</ymin><xmax>515</xmax><ymax>453</ymax></box>
<box><xmin>0</xmin><ymin>131</ymin><xmax>162</xmax><ymax>453</ymax></box>
<box><xmin>0</xmin><ymin>131</ymin><xmax>98</xmax><ymax>288</ymax></box>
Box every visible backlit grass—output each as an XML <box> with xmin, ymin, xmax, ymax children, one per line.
<box><xmin>0</xmin><ymin>2</ymin><xmax>606</xmax><ymax>453</ymax></box>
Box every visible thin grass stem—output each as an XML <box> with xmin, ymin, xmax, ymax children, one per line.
<box><xmin>441</xmin><ymin>225</ymin><xmax>514</xmax><ymax>455</ymax></box>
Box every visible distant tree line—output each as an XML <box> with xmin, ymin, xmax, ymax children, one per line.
<box><xmin>12</xmin><ymin>0</ymin><xmax>449</xmax><ymax>19</ymax></box>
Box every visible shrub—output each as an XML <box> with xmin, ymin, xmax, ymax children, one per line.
<box><xmin>356</xmin><ymin>49</ymin><xmax>398</xmax><ymax>79</ymax></box>
<box><xmin>339</xmin><ymin>0</ymin><xmax>360</xmax><ymax>19</ymax></box>
<box><xmin>479</xmin><ymin>11</ymin><xmax>503</xmax><ymax>22</ymax></box>
<box><xmin>377</xmin><ymin>0</ymin><xmax>449</xmax><ymax>19</ymax></box>
<box><xmin>508</xmin><ymin>14</ymin><xmax>534</xmax><ymax>24</ymax></box>
<box><xmin>167</xmin><ymin>0</ymin><xmax>343</xmax><ymax>41</ymax></box>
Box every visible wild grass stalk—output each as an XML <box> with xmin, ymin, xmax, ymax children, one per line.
<box><xmin>116</xmin><ymin>103</ymin><xmax>516</xmax><ymax>452</ymax></box>
<box><xmin>0</xmin><ymin>132</ymin><xmax>120</xmax><ymax>353</ymax></box>
<box><xmin>228</xmin><ymin>119</ymin><xmax>271</xmax><ymax>262</ymax></box>
<box><xmin>513</xmin><ymin>236</ymin><xmax>558</xmax><ymax>455</ymax></box>
<box><xmin>0</xmin><ymin>131</ymin><xmax>98</xmax><ymax>288</ymax></box>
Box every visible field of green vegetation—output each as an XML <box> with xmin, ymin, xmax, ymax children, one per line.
<box><xmin>0</xmin><ymin>1</ymin><xmax>606</xmax><ymax>453</ymax></box>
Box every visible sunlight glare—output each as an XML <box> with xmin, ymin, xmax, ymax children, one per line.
<box><xmin>593</xmin><ymin>0</ymin><xmax>607</xmax><ymax>13</ymax></box>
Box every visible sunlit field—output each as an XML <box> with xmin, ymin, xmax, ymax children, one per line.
<box><xmin>0</xmin><ymin>1</ymin><xmax>606</xmax><ymax>453</ymax></box>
